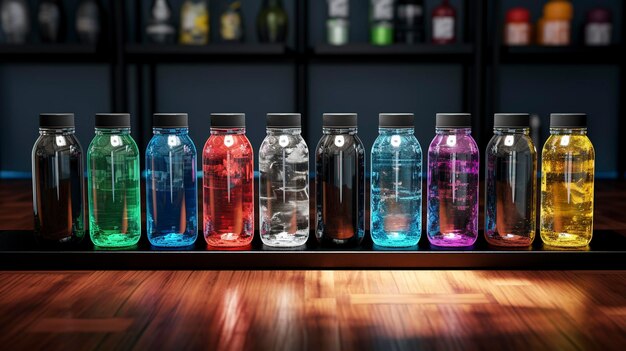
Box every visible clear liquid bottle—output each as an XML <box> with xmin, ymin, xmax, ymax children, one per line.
<box><xmin>259</xmin><ymin>113</ymin><xmax>309</xmax><ymax>247</ymax></box>
<box><xmin>315</xmin><ymin>113</ymin><xmax>365</xmax><ymax>247</ymax></box>
<box><xmin>427</xmin><ymin>113</ymin><xmax>479</xmax><ymax>247</ymax></box>
<box><xmin>485</xmin><ymin>113</ymin><xmax>537</xmax><ymax>247</ymax></box>
<box><xmin>146</xmin><ymin>113</ymin><xmax>198</xmax><ymax>247</ymax></box>
<box><xmin>203</xmin><ymin>113</ymin><xmax>254</xmax><ymax>248</ymax></box>
<box><xmin>371</xmin><ymin>113</ymin><xmax>422</xmax><ymax>247</ymax></box>
<box><xmin>87</xmin><ymin>113</ymin><xmax>141</xmax><ymax>247</ymax></box>
<box><xmin>540</xmin><ymin>113</ymin><xmax>595</xmax><ymax>248</ymax></box>
<box><xmin>32</xmin><ymin>113</ymin><xmax>85</xmax><ymax>246</ymax></box>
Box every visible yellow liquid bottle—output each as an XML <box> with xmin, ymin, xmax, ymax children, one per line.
<box><xmin>540</xmin><ymin>113</ymin><xmax>594</xmax><ymax>248</ymax></box>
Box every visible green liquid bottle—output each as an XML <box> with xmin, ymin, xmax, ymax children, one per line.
<box><xmin>370</xmin><ymin>0</ymin><xmax>394</xmax><ymax>45</ymax></box>
<box><xmin>87</xmin><ymin>113</ymin><xmax>141</xmax><ymax>247</ymax></box>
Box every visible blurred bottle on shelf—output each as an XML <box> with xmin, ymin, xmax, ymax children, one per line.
<box><xmin>394</xmin><ymin>0</ymin><xmax>424</xmax><ymax>44</ymax></box>
<box><xmin>146</xmin><ymin>0</ymin><xmax>175</xmax><ymax>44</ymax></box>
<box><xmin>530</xmin><ymin>113</ymin><xmax>541</xmax><ymax>149</ymax></box>
<box><xmin>326</xmin><ymin>0</ymin><xmax>349</xmax><ymax>46</ymax></box>
<box><xmin>537</xmin><ymin>0</ymin><xmax>572</xmax><ymax>46</ymax></box>
<box><xmin>431</xmin><ymin>0</ymin><xmax>456</xmax><ymax>44</ymax></box>
<box><xmin>370</xmin><ymin>0</ymin><xmax>393</xmax><ymax>46</ymax></box>
<box><xmin>584</xmin><ymin>8</ymin><xmax>612</xmax><ymax>46</ymax></box>
<box><xmin>257</xmin><ymin>0</ymin><xmax>288</xmax><ymax>43</ymax></box>
<box><xmin>0</xmin><ymin>0</ymin><xmax>30</xmax><ymax>44</ymax></box>
<box><xmin>179</xmin><ymin>0</ymin><xmax>209</xmax><ymax>45</ymax></box>
<box><xmin>504</xmin><ymin>7</ymin><xmax>531</xmax><ymax>46</ymax></box>
<box><xmin>76</xmin><ymin>0</ymin><xmax>102</xmax><ymax>45</ymax></box>
<box><xmin>38</xmin><ymin>0</ymin><xmax>65</xmax><ymax>43</ymax></box>
<box><xmin>220</xmin><ymin>0</ymin><xmax>244</xmax><ymax>42</ymax></box>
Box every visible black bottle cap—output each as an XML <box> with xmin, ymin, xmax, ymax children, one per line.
<box><xmin>39</xmin><ymin>113</ymin><xmax>74</xmax><ymax>128</ymax></box>
<box><xmin>211</xmin><ymin>113</ymin><xmax>245</xmax><ymax>128</ymax></box>
<box><xmin>379</xmin><ymin>113</ymin><xmax>414</xmax><ymax>128</ymax></box>
<box><xmin>267</xmin><ymin>113</ymin><xmax>301</xmax><ymax>128</ymax></box>
<box><xmin>95</xmin><ymin>113</ymin><xmax>131</xmax><ymax>128</ymax></box>
<box><xmin>494</xmin><ymin>113</ymin><xmax>530</xmax><ymax>128</ymax></box>
<box><xmin>436</xmin><ymin>113</ymin><xmax>472</xmax><ymax>128</ymax></box>
<box><xmin>322</xmin><ymin>113</ymin><xmax>357</xmax><ymax>128</ymax></box>
<box><xmin>550</xmin><ymin>113</ymin><xmax>587</xmax><ymax>128</ymax></box>
<box><xmin>153</xmin><ymin>113</ymin><xmax>188</xmax><ymax>128</ymax></box>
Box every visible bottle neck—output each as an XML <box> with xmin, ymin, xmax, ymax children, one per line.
<box><xmin>95</xmin><ymin>128</ymin><xmax>131</xmax><ymax>135</ymax></box>
<box><xmin>153</xmin><ymin>127</ymin><xmax>189</xmax><ymax>135</ymax></box>
<box><xmin>493</xmin><ymin>127</ymin><xmax>530</xmax><ymax>135</ymax></box>
<box><xmin>435</xmin><ymin>127</ymin><xmax>472</xmax><ymax>135</ymax></box>
<box><xmin>39</xmin><ymin>127</ymin><xmax>75</xmax><ymax>136</ymax></box>
<box><xmin>211</xmin><ymin>127</ymin><xmax>246</xmax><ymax>135</ymax></box>
<box><xmin>550</xmin><ymin>128</ymin><xmax>587</xmax><ymax>135</ymax></box>
<box><xmin>323</xmin><ymin>127</ymin><xmax>358</xmax><ymax>135</ymax></box>
<box><xmin>266</xmin><ymin>127</ymin><xmax>301</xmax><ymax>136</ymax></box>
<box><xmin>378</xmin><ymin>127</ymin><xmax>414</xmax><ymax>135</ymax></box>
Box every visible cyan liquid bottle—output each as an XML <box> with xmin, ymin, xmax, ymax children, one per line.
<box><xmin>485</xmin><ymin>113</ymin><xmax>537</xmax><ymax>247</ymax></box>
<box><xmin>427</xmin><ymin>113</ymin><xmax>479</xmax><ymax>247</ymax></box>
<box><xmin>32</xmin><ymin>113</ymin><xmax>85</xmax><ymax>246</ymax></box>
<box><xmin>146</xmin><ymin>113</ymin><xmax>198</xmax><ymax>247</ymax></box>
<box><xmin>87</xmin><ymin>113</ymin><xmax>141</xmax><ymax>247</ymax></box>
<box><xmin>370</xmin><ymin>113</ymin><xmax>422</xmax><ymax>247</ymax></box>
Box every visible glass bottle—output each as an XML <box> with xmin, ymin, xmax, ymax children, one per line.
<box><xmin>32</xmin><ymin>113</ymin><xmax>85</xmax><ymax>246</ymax></box>
<box><xmin>220</xmin><ymin>0</ymin><xmax>244</xmax><ymax>42</ymax></box>
<box><xmin>326</xmin><ymin>0</ymin><xmax>349</xmax><ymax>46</ymax></box>
<box><xmin>257</xmin><ymin>0</ymin><xmax>288</xmax><ymax>43</ymax></box>
<box><xmin>427</xmin><ymin>113</ymin><xmax>479</xmax><ymax>247</ymax></box>
<box><xmin>259</xmin><ymin>113</ymin><xmax>309</xmax><ymax>247</ymax></box>
<box><xmin>371</xmin><ymin>113</ymin><xmax>422</xmax><ymax>247</ymax></box>
<box><xmin>485</xmin><ymin>113</ymin><xmax>537</xmax><ymax>247</ymax></box>
<box><xmin>146</xmin><ymin>113</ymin><xmax>198</xmax><ymax>248</ymax></box>
<box><xmin>38</xmin><ymin>0</ymin><xmax>65</xmax><ymax>43</ymax></box>
<box><xmin>431</xmin><ymin>0</ymin><xmax>456</xmax><ymax>44</ymax></box>
<box><xmin>0</xmin><ymin>0</ymin><xmax>30</xmax><ymax>44</ymax></box>
<box><xmin>87</xmin><ymin>113</ymin><xmax>141</xmax><ymax>248</ymax></box>
<box><xmin>179</xmin><ymin>0</ymin><xmax>209</xmax><ymax>45</ymax></box>
<box><xmin>76</xmin><ymin>0</ymin><xmax>102</xmax><ymax>45</ymax></box>
<box><xmin>203</xmin><ymin>113</ymin><xmax>254</xmax><ymax>247</ymax></box>
<box><xmin>394</xmin><ymin>0</ymin><xmax>424</xmax><ymax>44</ymax></box>
<box><xmin>315</xmin><ymin>113</ymin><xmax>365</xmax><ymax>247</ymax></box>
<box><xmin>146</xmin><ymin>0</ymin><xmax>176</xmax><ymax>44</ymax></box>
<box><xmin>540</xmin><ymin>113</ymin><xmax>595</xmax><ymax>248</ymax></box>
<box><xmin>370</xmin><ymin>0</ymin><xmax>394</xmax><ymax>45</ymax></box>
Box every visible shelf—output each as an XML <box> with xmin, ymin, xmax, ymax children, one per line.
<box><xmin>0</xmin><ymin>44</ymin><xmax>108</xmax><ymax>63</ymax></box>
<box><xmin>312</xmin><ymin>43</ymin><xmax>474</xmax><ymax>62</ymax></box>
<box><xmin>125</xmin><ymin>43</ymin><xmax>292</xmax><ymax>63</ymax></box>
<box><xmin>499</xmin><ymin>45</ymin><xmax>623</xmax><ymax>64</ymax></box>
<box><xmin>1</xmin><ymin>230</ymin><xmax>624</xmax><ymax>270</ymax></box>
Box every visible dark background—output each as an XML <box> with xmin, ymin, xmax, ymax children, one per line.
<box><xmin>0</xmin><ymin>0</ymin><xmax>623</xmax><ymax>178</ymax></box>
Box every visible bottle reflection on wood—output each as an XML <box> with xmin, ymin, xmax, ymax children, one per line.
<box><xmin>315</xmin><ymin>113</ymin><xmax>365</xmax><ymax>247</ymax></box>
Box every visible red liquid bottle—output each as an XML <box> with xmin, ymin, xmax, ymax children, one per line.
<box><xmin>431</xmin><ymin>0</ymin><xmax>456</xmax><ymax>44</ymax></box>
<box><xmin>203</xmin><ymin>113</ymin><xmax>254</xmax><ymax>247</ymax></box>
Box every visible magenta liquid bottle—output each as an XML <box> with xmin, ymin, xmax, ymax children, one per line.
<box><xmin>427</xmin><ymin>113</ymin><xmax>479</xmax><ymax>247</ymax></box>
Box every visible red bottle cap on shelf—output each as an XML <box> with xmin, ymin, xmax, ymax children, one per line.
<box><xmin>587</xmin><ymin>8</ymin><xmax>611</xmax><ymax>23</ymax></box>
<box><xmin>506</xmin><ymin>7</ymin><xmax>530</xmax><ymax>23</ymax></box>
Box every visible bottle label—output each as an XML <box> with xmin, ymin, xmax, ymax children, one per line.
<box><xmin>542</xmin><ymin>21</ymin><xmax>570</xmax><ymax>45</ymax></box>
<box><xmin>328</xmin><ymin>0</ymin><xmax>349</xmax><ymax>18</ymax></box>
<box><xmin>220</xmin><ymin>13</ymin><xmax>241</xmax><ymax>40</ymax></box>
<box><xmin>505</xmin><ymin>23</ymin><xmax>530</xmax><ymax>45</ymax></box>
<box><xmin>372</xmin><ymin>0</ymin><xmax>393</xmax><ymax>21</ymax></box>
<box><xmin>585</xmin><ymin>23</ymin><xmax>611</xmax><ymax>46</ymax></box>
<box><xmin>398</xmin><ymin>4</ymin><xmax>423</xmax><ymax>19</ymax></box>
<box><xmin>433</xmin><ymin>16</ymin><xmax>454</xmax><ymax>40</ymax></box>
<box><xmin>2</xmin><ymin>2</ymin><xmax>29</xmax><ymax>33</ymax></box>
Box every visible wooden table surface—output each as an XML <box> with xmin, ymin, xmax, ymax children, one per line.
<box><xmin>1</xmin><ymin>180</ymin><xmax>625</xmax><ymax>350</ymax></box>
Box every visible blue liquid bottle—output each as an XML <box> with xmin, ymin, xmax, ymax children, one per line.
<box><xmin>146</xmin><ymin>113</ymin><xmax>198</xmax><ymax>247</ymax></box>
<box><xmin>371</xmin><ymin>113</ymin><xmax>422</xmax><ymax>247</ymax></box>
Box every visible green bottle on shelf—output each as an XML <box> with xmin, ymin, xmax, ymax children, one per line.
<box><xmin>257</xmin><ymin>0</ymin><xmax>288</xmax><ymax>43</ymax></box>
<box><xmin>370</xmin><ymin>0</ymin><xmax>394</xmax><ymax>45</ymax></box>
<box><xmin>87</xmin><ymin>113</ymin><xmax>141</xmax><ymax>248</ymax></box>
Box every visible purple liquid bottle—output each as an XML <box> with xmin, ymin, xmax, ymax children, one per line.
<box><xmin>427</xmin><ymin>113</ymin><xmax>479</xmax><ymax>247</ymax></box>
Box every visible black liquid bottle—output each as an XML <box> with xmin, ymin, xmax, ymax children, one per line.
<box><xmin>32</xmin><ymin>113</ymin><xmax>85</xmax><ymax>246</ymax></box>
<box><xmin>315</xmin><ymin>113</ymin><xmax>365</xmax><ymax>247</ymax></box>
<box><xmin>395</xmin><ymin>0</ymin><xmax>424</xmax><ymax>43</ymax></box>
<box><xmin>38</xmin><ymin>0</ymin><xmax>66</xmax><ymax>43</ymax></box>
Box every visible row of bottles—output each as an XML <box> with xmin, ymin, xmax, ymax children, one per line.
<box><xmin>0</xmin><ymin>0</ymin><xmax>103</xmax><ymax>44</ymax></box>
<box><xmin>146</xmin><ymin>0</ymin><xmax>287</xmax><ymax>44</ymax></box>
<box><xmin>32</xmin><ymin>111</ymin><xmax>595</xmax><ymax>250</ymax></box>
<box><xmin>329</xmin><ymin>0</ymin><xmax>457</xmax><ymax>46</ymax></box>
<box><xmin>504</xmin><ymin>1</ymin><xmax>614</xmax><ymax>46</ymax></box>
